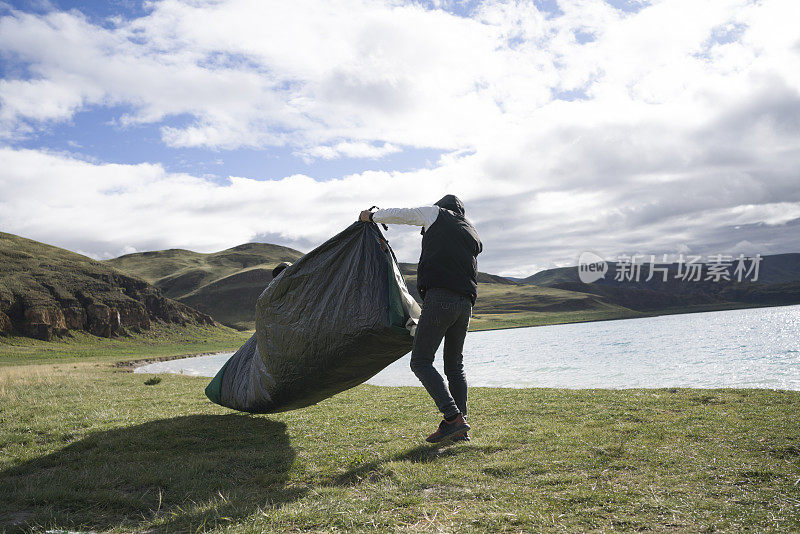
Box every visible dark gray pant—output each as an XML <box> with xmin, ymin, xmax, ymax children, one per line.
<box><xmin>410</xmin><ymin>288</ymin><xmax>471</xmax><ymax>419</ymax></box>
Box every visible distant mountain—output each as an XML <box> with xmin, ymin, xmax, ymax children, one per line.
<box><xmin>106</xmin><ymin>240</ymin><xmax>800</xmax><ymax>331</ymax></box>
<box><xmin>0</xmin><ymin>233</ymin><xmax>215</xmax><ymax>340</ymax></box>
<box><xmin>523</xmin><ymin>254</ymin><xmax>800</xmax><ymax>286</ymax></box>
<box><xmin>106</xmin><ymin>243</ymin><xmax>304</xmax><ymax>329</ymax></box>
<box><xmin>519</xmin><ymin>253</ymin><xmax>800</xmax><ymax>311</ymax></box>
<box><xmin>748</xmin><ymin>253</ymin><xmax>800</xmax><ymax>284</ymax></box>
<box><xmin>108</xmin><ymin>247</ymin><xmax>629</xmax><ymax>330</ymax></box>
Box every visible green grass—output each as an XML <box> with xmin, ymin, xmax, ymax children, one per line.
<box><xmin>0</xmin><ymin>231</ymin><xmax>143</xmax><ymax>320</ymax></box>
<box><xmin>105</xmin><ymin>243</ymin><xmax>304</xmax><ymax>288</ymax></box>
<box><xmin>1</xmin><ymin>361</ymin><xmax>799</xmax><ymax>532</ymax></box>
<box><xmin>468</xmin><ymin>301</ymin><xmax>800</xmax><ymax>331</ymax></box>
<box><xmin>470</xmin><ymin>309</ymin><xmax>642</xmax><ymax>330</ymax></box>
<box><xmin>0</xmin><ymin>324</ymin><xmax>250</xmax><ymax>366</ymax></box>
<box><xmin>470</xmin><ymin>283</ymin><xmax>640</xmax><ymax>330</ymax></box>
<box><xmin>473</xmin><ymin>283</ymin><xmax>619</xmax><ymax>314</ymax></box>
<box><xmin>178</xmin><ymin>268</ymin><xmax>277</xmax><ymax>330</ymax></box>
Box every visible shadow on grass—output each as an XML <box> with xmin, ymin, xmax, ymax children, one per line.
<box><xmin>0</xmin><ymin>414</ymin><xmax>299</xmax><ymax>533</ymax></box>
<box><xmin>331</xmin><ymin>443</ymin><xmax>504</xmax><ymax>486</ymax></box>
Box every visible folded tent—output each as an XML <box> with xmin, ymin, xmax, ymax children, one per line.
<box><xmin>205</xmin><ymin>221</ymin><xmax>420</xmax><ymax>413</ymax></box>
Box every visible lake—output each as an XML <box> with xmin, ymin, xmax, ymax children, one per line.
<box><xmin>135</xmin><ymin>304</ymin><xmax>800</xmax><ymax>389</ymax></box>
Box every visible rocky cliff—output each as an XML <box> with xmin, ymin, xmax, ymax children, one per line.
<box><xmin>0</xmin><ymin>232</ymin><xmax>215</xmax><ymax>341</ymax></box>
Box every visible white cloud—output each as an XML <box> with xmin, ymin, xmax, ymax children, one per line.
<box><xmin>2</xmin><ymin>136</ymin><xmax>799</xmax><ymax>277</ymax></box>
<box><xmin>1</xmin><ymin>0</ymin><xmax>800</xmax><ymax>275</ymax></box>
<box><xmin>296</xmin><ymin>141</ymin><xmax>400</xmax><ymax>162</ymax></box>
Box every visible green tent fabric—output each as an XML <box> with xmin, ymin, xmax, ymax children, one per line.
<box><xmin>205</xmin><ymin>221</ymin><xmax>420</xmax><ymax>413</ymax></box>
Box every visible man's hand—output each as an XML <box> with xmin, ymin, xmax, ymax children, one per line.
<box><xmin>359</xmin><ymin>209</ymin><xmax>373</xmax><ymax>222</ymax></box>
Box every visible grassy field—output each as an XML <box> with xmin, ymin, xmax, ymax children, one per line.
<box><xmin>1</xmin><ymin>359</ymin><xmax>799</xmax><ymax>532</ymax></box>
<box><xmin>470</xmin><ymin>283</ymin><xmax>641</xmax><ymax>330</ymax></box>
<box><xmin>0</xmin><ymin>324</ymin><xmax>250</xmax><ymax>366</ymax></box>
<box><xmin>469</xmin><ymin>301</ymin><xmax>795</xmax><ymax>331</ymax></box>
<box><xmin>470</xmin><ymin>309</ymin><xmax>641</xmax><ymax>330</ymax></box>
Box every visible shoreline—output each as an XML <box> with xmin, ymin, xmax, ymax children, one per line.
<box><xmin>468</xmin><ymin>300</ymin><xmax>799</xmax><ymax>332</ymax></box>
<box><xmin>114</xmin><ymin>350</ymin><xmax>234</xmax><ymax>372</ymax></box>
<box><xmin>126</xmin><ymin>302</ymin><xmax>800</xmax><ymax>382</ymax></box>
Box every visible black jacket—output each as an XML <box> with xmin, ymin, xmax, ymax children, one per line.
<box><xmin>417</xmin><ymin>195</ymin><xmax>482</xmax><ymax>304</ymax></box>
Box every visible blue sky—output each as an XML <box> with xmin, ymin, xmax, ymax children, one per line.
<box><xmin>1</xmin><ymin>1</ymin><xmax>447</xmax><ymax>182</ymax></box>
<box><xmin>9</xmin><ymin>103</ymin><xmax>446</xmax><ymax>182</ymax></box>
<box><xmin>1</xmin><ymin>0</ymin><xmax>799</xmax><ymax>276</ymax></box>
<box><xmin>0</xmin><ymin>0</ymin><xmax>644</xmax><ymax>182</ymax></box>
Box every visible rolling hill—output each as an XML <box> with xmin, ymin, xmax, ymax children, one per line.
<box><xmin>9</xmin><ymin>231</ymin><xmax>794</xmax><ymax>337</ymax></box>
<box><xmin>107</xmin><ymin>245</ymin><xmax>637</xmax><ymax>330</ymax></box>
<box><xmin>0</xmin><ymin>233</ymin><xmax>215</xmax><ymax>340</ymax></box>
<box><xmin>396</xmin><ymin>262</ymin><xmax>635</xmax><ymax>326</ymax></box>
<box><xmin>106</xmin><ymin>243</ymin><xmax>304</xmax><ymax>329</ymax></box>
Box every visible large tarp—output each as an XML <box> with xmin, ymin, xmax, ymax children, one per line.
<box><xmin>205</xmin><ymin>221</ymin><xmax>420</xmax><ymax>413</ymax></box>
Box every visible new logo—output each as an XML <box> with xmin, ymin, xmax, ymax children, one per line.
<box><xmin>578</xmin><ymin>251</ymin><xmax>608</xmax><ymax>283</ymax></box>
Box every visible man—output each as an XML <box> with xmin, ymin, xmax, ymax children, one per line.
<box><xmin>272</xmin><ymin>262</ymin><xmax>292</xmax><ymax>279</ymax></box>
<box><xmin>360</xmin><ymin>194</ymin><xmax>482</xmax><ymax>443</ymax></box>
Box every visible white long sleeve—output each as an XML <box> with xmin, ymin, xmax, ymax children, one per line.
<box><xmin>372</xmin><ymin>206</ymin><xmax>439</xmax><ymax>229</ymax></box>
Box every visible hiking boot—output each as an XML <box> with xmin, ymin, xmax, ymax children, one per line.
<box><xmin>453</xmin><ymin>415</ymin><xmax>470</xmax><ymax>441</ymax></box>
<box><xmin>425</xmin><ymin>414</ymin><xmax>470</xmax><ymax>443</ymax></box>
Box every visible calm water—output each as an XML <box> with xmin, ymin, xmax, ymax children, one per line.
<box><xmin>135</xmin><ymin>305</ymin><xmax>800</xmax><ymax>389</ymax></box>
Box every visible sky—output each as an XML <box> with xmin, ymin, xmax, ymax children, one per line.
<box><xmin>0</xmin><ymin>0</ymin><xmax>799</xmax><ymax>277</ymax></box>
